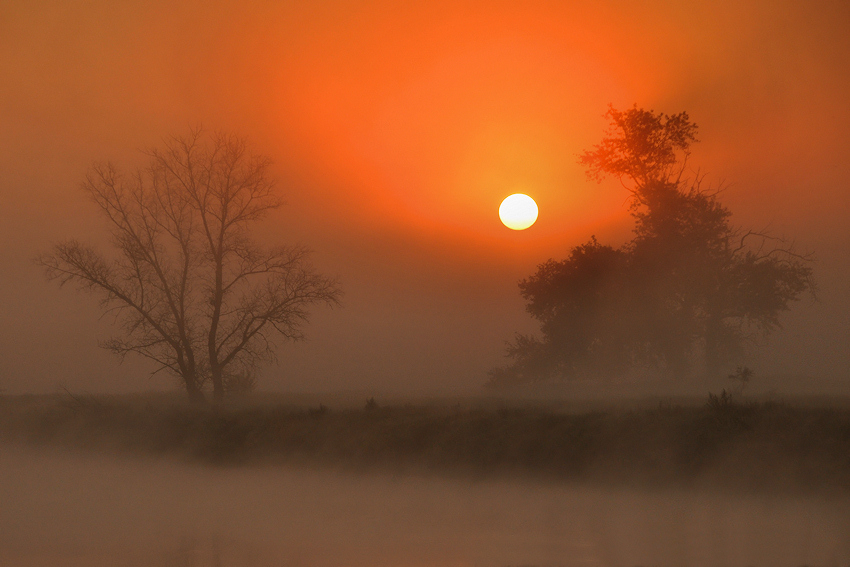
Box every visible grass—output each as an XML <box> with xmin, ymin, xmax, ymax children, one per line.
<box><xmin>2</xmin><ymin>391</ymin><xmax>850</xmax><ymax>493</ymax></box>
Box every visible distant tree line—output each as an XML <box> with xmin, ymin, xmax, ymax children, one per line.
<box><xmin>489</xmin><ymin>106</ymin><xmax>813</xmax><ymax>386</ymax></box>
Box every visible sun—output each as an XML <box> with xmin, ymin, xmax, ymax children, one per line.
<box><xmin>499</xmin><ymin>193</ymin><xmax>538</xmax><ymax>230</ymax></box>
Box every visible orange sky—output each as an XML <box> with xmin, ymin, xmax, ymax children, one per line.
<box><xmin>1</xmin><ymin>0</ymin><xmax>849</xmax><ymax>394</ymax></box>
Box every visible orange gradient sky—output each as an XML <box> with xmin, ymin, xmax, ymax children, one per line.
<box><xmin>1</xmin><ymin>0</ymin><xmax>849</xmax><ymax>394</ymax></box>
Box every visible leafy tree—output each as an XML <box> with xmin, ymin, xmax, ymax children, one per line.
<box><xmin>514</xmin><ymin>238</ymin><xmax>634</xmax><ymax>378</ymax></box>
<box><xmin>490</xmin><ymin>106</ymin><xmax>813</xmax><ymax>385</ymax></box>
<box><xmin>580</xmin><ymin>105</ymin><xmax>698</xmax><ymax>193</ymax></box>
<box><xmin>38</xmin><ymin>130</ymin><xmax>341</xmax><ymax>401</ymax></box>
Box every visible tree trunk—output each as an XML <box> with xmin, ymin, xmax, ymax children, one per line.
<box><xmin>209</xmin><ymin>242</ymin><xmax>225</xmax><ymax>403</ymax></box>
<box><xmin>704</xmin><ymin>316</ymin><xmax>724</xmax><ymax>379</ymax></box>
<box><xmin>211</xmin><ymin>366</ymin><xmax>224</xmax><ymax>403</ymax></box>
<box><xmin>184</xmin><ymin>372</ymin><xmax>206</xmax><ymax>402</ymax></box>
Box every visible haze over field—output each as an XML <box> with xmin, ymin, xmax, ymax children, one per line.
<box><xmin>2</xmin><ymin>0</ymin><xmax>849</xmax><ymax>395</ymax></box>
<box><xmin>2</xmin><ymin>446</ymin><xmax>849</xmax><ymax>566</ymax></box>
<box><xmin>4</xmin><ymin>4</ymin><xmax>850</xmax><ymax>566</ymax></box>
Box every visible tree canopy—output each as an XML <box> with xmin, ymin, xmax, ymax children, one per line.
<box><xmin>489</xmin><ymin>106</ymin><xmax>813</xmax><ymax>386</ymax></box>
<box><xmin>39</xmin><ymin>130</ymin><xmax>342</xmax><ymax>401</ymax></box>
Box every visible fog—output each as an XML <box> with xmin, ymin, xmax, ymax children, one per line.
<box><xmin>1</xmin><ymin>0</ymin><xmax>849</xmax><ymax>395</ymax></box>
<box><xmin>2</xmin><ymin>2</ymin><xmax>850</xmax><ymax>562</ymax></box>
<box><xmin>2</xmin><ymin>445</ymin><xmax>848</xmax><ymax>567</ymax></box>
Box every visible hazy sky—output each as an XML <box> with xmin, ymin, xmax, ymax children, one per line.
<box><xmin>1</xmin><ymin>0</ymin><xmax>849</xmax><ymax>395</ymax></box>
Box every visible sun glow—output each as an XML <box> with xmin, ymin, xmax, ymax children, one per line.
<box><xmin>499</xmin><ymin>193</ymin><xmax>538</xmax><ymax>230</ymax></box>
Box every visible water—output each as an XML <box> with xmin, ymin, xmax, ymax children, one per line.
<box><xmin>1</xmin><ymin>445</ymin><xmax>848</xmax><ymax>566</ymax></box>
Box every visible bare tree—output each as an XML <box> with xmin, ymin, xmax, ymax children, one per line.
<box><xmin>38</xmin><ymin>129</ymin><xmax>341</xmax><ymax>401</ymax></box>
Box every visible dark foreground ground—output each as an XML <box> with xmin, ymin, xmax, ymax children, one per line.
<box><xmin>1</xmin><ymin>391</ymin><xmax>849</xmax><ymax>494</ymax></box>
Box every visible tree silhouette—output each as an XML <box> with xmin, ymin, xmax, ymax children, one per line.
<box><xmin>490</xmin><ymin>106</ymin><xmax>813</xmax><ymax>385</ymax></box>
<box><xmin>580</xmin><ymin>105</ymin><xmax>698</xmax><ymax>192</ymax></box>
<box><xmin>38</xmin><ymin>130</ymin><xmax>341</xmax><ymax>401</ymax></box>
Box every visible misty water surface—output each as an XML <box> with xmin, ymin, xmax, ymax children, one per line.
<box><xmin>1</xmin><ymin>445</ymin><xmax>848</xmax><ymax>566</ymax></box>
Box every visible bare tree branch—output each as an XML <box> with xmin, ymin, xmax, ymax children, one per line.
<box><xmin>37</xmin><ymin>129</ymin><xmax>342</xmax><ymax>401</ymax></box>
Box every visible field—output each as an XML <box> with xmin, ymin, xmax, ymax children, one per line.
<box><xmin>2</xmin><ymin>391</ymin><xmax>850</xmax><ymax>494</ymax></box>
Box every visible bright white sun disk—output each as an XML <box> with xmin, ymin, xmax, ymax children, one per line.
<box><xmin>499</xmin><ymin>194</ymin><xmax>538</xmax><ymax>230</ymax></box>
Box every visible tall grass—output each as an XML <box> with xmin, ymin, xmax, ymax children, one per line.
<box><xmin>1</xmin><ymin>392</ymin><xmax>849</xmax><ymax>493</ymax></box>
